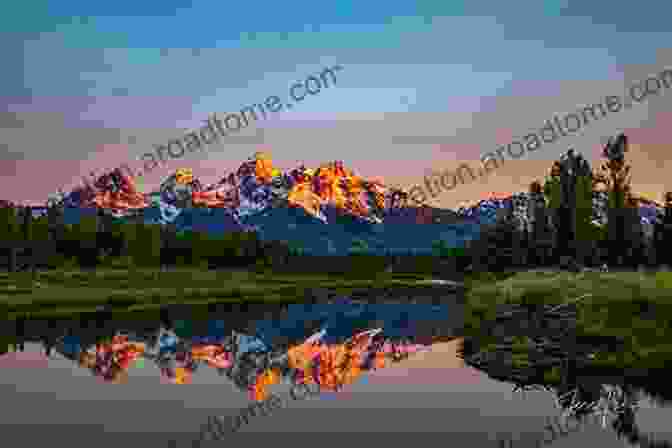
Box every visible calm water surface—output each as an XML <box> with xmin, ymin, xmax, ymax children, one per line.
<box><xmin>2</xmin><ymin>299</ymin><xmax>670</xmax><ymax>447</ymax></box>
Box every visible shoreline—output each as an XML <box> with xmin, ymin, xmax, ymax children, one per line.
<box><xmin>2</xmin><ymin>271</ymin><xmax>465</xmax><ymax>319</ymax></box>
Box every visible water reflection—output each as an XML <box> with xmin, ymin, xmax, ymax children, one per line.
<box><xmin>6</xmin><ymin>298</ymin><xmax>670</xmax><ymax>445</ymax></box>
<box><xmin>200</xmin><ymin>326</ymin><xmax>435</xmax><ymax>439</ymax></box>
<box><xmin>3</xmin><ymin>300</ymin><xmax>450</xmax><ymax>390</ymax></box>
<box><xmin>2</xmin><ymin>300</ymin><xmax>456</xmax><ymax>445</ymax></box>
<box><xmin>461</xmin><ymin>329</ymin><xmax>672</xmax><ymax>447</ymax></box>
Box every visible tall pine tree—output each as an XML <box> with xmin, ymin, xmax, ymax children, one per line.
<box><xmin>574</xmin><ymin>174</ymin><xmax>593</xmax><ymax>243</ymax></box>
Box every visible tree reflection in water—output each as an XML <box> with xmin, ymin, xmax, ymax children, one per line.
<box><xmin>12</xmin><ymin>305</ymin><xmax>671</xmax><ymax>445</ymax></box>
<box><xmin>462</xmin><ymin>335</ymin><xmax>672</xmax><ymax>448</ymax></box>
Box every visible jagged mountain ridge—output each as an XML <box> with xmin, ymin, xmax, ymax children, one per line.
<box><xmin>19</xmin><ymin>149</ymin><xmax>667</xmax><ymax>255</ymax></box>
<box><xmin>33</xmin><ymin>152</ymin><xmax>477</xmax><ymax>255</ymax></box>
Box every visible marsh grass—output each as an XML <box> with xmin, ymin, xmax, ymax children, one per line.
<box><xmin>465</xmin><ymin>270</ymin><xmax>672</xmax><ymax>372</ymax></box>
<box><xmin>1</xmin><ymin>268</ymin><xmax>441</xmax><ymax>318</ymax></box>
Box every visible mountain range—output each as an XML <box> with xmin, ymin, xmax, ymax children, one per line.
<box><xmin>22</xmin><ymin>152</ymin><xmax>480</xmax><ymax>255</ymax></box>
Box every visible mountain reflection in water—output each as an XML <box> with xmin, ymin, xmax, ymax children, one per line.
<box><xmin>3</xmin><ymin>299</ymin><xmax>454</xmax><ymax>445</ymax></box>
<box><xmin>3</xmin><ymin>299</ymin><xmax>453</xmax><ymax>389</ymax></box>
<box><xmin>4</xmin><ymin>299</ymin><xmax>671</xmax><ymax>446</ymax></box>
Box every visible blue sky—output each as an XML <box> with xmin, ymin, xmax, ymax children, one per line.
<box><xmin>11</xmin><ymin>0</ymin><xmax>668</xmax><ymax>102</ymax></box>
<box><xmin>3</xmin><ymin>0</ymin><xmax>672</xmax><ymax>206</ymax></box>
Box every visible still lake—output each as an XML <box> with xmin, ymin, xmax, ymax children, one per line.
<box><xmin>2</xmin><ymin>299</ymin><xmax>670</xmax><ymax>448</ymax></box>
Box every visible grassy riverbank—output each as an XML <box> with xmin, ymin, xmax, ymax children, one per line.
<box><xmin>0</xmin><ymin>268</ymin><xmax>441</xmax><ymax>318</ymax></box>
<box><xmin>464</xmin><ymin>269</ymin><xmax>672</xmax><ymax>374</ymax></box>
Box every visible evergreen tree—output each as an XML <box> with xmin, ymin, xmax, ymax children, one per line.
<box><xmin>601</xmin><ymin>134</ymin><xmax>633</xmax><ymax>266</ymax></box>
<box><xmin>77</xmin><ymin>215</ymin><xmax>98</xmax><ymax>247</ymax></box>
<box><xmin>30</xmin><ymin>215</ymin><xmax>51</xmax><ymax>269</ymax></box>
<box><xmin>528</xmin><ymin>181</ymin><xmax>551</xmax><ymax>266</ymax></box>
<box><xmin>0</xmin><ymin>206</ymin><xmax>19</xmax><ymax>243</ymax></box>
<box><xmin>543</xmin><ymin>173</ymin><xmax>562</xmax><ymax>210</ymax></box>
<box><xmin>660</xmin><ymin>192</ymin><xmax>672</xmax><ymax>266</ymax></box>
<box><xmin>20</xmin><ymin>207</ymin><xmax>32</xmax><ymax>242</ymax></box>
<box><xmin>574</xmin><ymin>174</ymin><xmax>594</xmax><ymax>263</ymax></box>
<box><xmin>0</xmin><ymin>206</ymin><xmax>20</xmax><ymax>271</ymax></box>
<box><xmin>30</xmin><ymin>216</ymin><xmax>50</xmax><ymax>242</ymax></box>
<box><xmin>190</xmin><ymin>230</ymin><xmax>215</xmax><ymax>267</ymax></box>
<box><xmin>136</xmin><ymin>223</ymin><xmax>161</xmax><ymax>267</ymax></box>
<box><xmin>121</xmin><ymin>222</ymin><xmax>139</xmax><ymax>266</ymax></box>
<box><xmin>543</xmin><ymin>167</ymin><xmax>562</xmax><ymax>263</ymax></box>
<box><xmin>75</xmin><ymin>215</ymin><xmax>99</xmax><ymax>267</ymax></box>
<box><xmin>575</xmin><ymin>176</ymin><xmax>593</xmax><ymax>232</ymax></box>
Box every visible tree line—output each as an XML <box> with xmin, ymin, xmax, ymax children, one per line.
<box><xmin>467</xmin><ymin>134</ymin><xmax>672</xmax><ymax>271</ymax></box>
<box><xmin>0</xmin><ymin>204</ymin><xmax>470</xmax><ymax>275</ymax></box>
<box><xmin>0</xmin><ymin>206</ymin><xmax>299</xmax><ymax>272</ymax></box>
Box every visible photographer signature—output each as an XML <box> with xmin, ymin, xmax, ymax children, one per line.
<box><xmin>497</xmin><ymin>384</ymin><xmax>639</xmax><ymax>447</ymax></box>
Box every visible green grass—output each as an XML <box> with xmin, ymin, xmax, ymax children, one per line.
<box><xmin>0</xmin><ymin>267</ymin><xmax>443</xmax><ymax>318</ymax></box>
<box><xmin>464</xmin><ymin>270</ymin><xmax>672</xmax><ymax>372</ymax></box>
